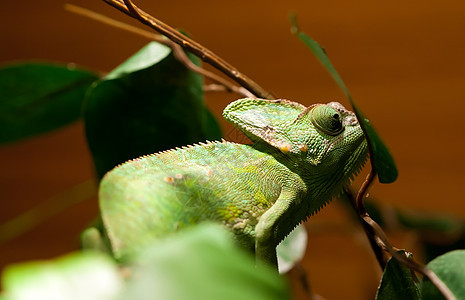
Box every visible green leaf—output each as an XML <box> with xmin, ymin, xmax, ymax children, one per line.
<box><xmin>84</xmin><ymin>42</ymin><xmax>221</xmax><ymax>178</ymax></box>
<box><xmin>121</xmin><ymin>223</ymin><xmax>290</xmax><ymax>300</ymax></box>
<box><xmin>1</xmin><ymin>252</ymin><xmax>122</xmax><ymax>300</ymax></box>
<box><xmin>276</xmin><ymin>224</ymin><xmax>307</xmax><ymax>274</ymax></box>
<box><xmin>0</xmin><ymin>63</ymin><xmax>98</xmax><ymax>144</ymax></box>
<box><xmin>351</xmin><ymin>103</ymin><xmax>398</xmax><ymax>183</ymax></box>
<box><xmin>290</xmin><ymin>16</ymin><xmax>398</xmax><ymax>183</ymax></box>
<box><xmin>376</xmin><ymin>251</ymin><xmax>421</xmax><ymax>300</ymax></box>
<box><xmin>422</xmin><ymin>250</ymin><xmax>465</xmax><ymax>300</ymax></box>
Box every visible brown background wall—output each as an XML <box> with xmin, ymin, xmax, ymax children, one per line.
<box><xmin>1</xmin><ymin>0</ymin><xmax>464</xmax><ymax>299</ymax></box>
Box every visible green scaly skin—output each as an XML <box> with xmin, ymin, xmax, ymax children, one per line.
<box><xmin>97</xmin><ymin>98</ymin><xmax>368</xmax><ymax>266</ymax></box>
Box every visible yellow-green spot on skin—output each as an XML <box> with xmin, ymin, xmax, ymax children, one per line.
<box><xmin>254</xmin><ymin>190</ymin><xmax>268</xmax><ymax>206</ymax></box>
<box><xmin>218</xmin><ymin>204</ymin><xmax>243</xmax><ymax>223</ymax></box>
<box><xmin>235</xmin><ymin>164</ymin><xmax>259</xmax><ymax>175</ymax></box>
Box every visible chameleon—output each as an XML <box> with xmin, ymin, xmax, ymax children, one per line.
<box><xmin>96</xmin><ymin>98</ymin><xmax>368</xmax><ymax>266</ymax></box>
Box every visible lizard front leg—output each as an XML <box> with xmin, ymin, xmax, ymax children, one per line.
<box><xmin>254</xmin><ymin>188</ymin><xmax>297</xmax><ymax>268</ymax></box>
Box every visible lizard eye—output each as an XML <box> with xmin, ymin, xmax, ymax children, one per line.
<box><xmin>310</xmin><ymin>105</ymin><xmax>344</xmax><ymax>135</ymax></box>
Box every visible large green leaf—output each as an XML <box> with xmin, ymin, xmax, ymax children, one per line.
<box><xmin>375</xmin><ymin>251</ymin><xmax>421</xmax><ymax>300</ymax></box>
<box><xmin>422</xmin><ymin>250</ymin><xmax>465</xmax><ymax>300</ymax></box>
<box><xmin>121</xmin><ymin>223</ymin><xmax>290</xmax><ymax>300</ymax></box>
<box><xmin>290</xmin><ymin>16</ymin><xmax>398</xmax><ymax>183</ymax></box>
<box><xmin>1</xmin><ymin>252</ymin><xmax>121</xmax><ymax>300</ymax></box>
<box><xmin>1</xmin><ymin>225</ymin><xmax>289</xmax><ymax>300</ymax></box>
<box><xmin>84</xmin><ymin>42</ymin><xmax>222</xmax><ymax>178</ymax></box>
<box><xmin>0</xmin><ymin>63</ymin><xmax>98</xmax><ymax>144</ymax></box>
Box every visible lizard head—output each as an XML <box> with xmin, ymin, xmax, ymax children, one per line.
<box><xmin>223</xmin><ymin>98</ymin><xmax>368</xmax><ymax>185</ymax></box>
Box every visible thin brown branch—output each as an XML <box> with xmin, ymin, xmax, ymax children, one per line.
<box><xmin>356</xmin><ymin>167</ymin><xmax>376</xmax><ymax>211</ymax></box>
<box><xmin>203</xmin><ymin>84</ymin><xmax>255</xmax><ymax>97</ymax></box>
<box><xmin>66</xmin><ymin>4</ymin><xmax>251</xmax><ymax>98</ymax></box>
<box><xmin>203</xmin><ymin>84</ymin><xmax>229</xmax><ymax>93</ymax></box>
<box><xmin>344</xmin><ymin>186</ymin><xmax>387</xmax><ymax>269</ymax></box>
<box><xmin>346</xmin><ymin>168</ymin><xmax>455</xmax><ymax>299</ymax></box>
<box><xmin>102</xmin><ymin>0</ymin><xmax>274</xmax><ymax>99</ymax></box>
<box><xmin>65</xmin><ymin>4</ymin><xmax>162</xmax><ymax>40</ymax></box>
<box><xmin>363</xmin><ymin>215</ymin><xmax>456</xmax><ymax>300</ymax></box>
<box><xmin>169</xmin><ymin>43</ymin><xmax>255</xmax><ymax>98</ymax></box>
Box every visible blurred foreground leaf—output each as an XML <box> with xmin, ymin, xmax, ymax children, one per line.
<box><xmin>84</xmin><ymin>41</ymin><xmax>221</xmax><ymax>178</ymax></box>
<box><xmin>1</xmin><ymin>252</ymin><xmax>121</xmax><ymax>300</ymax></box>
<box><xmin>422</xmin><ymin>250</ymin><xmax>465</xmax><ymax>300</ymax></box>
<box><xmin>1</xmin><ymin>225</ymin><xmax>290</xmax><ymax>300</ymax></box>
<box><xmin>0</xmin><ymin>63</ymin><xmax>98</xmax><ymax>144</ymax></box>
<box><xmin>121</xmin><ymin>223</ymin><xmax>290</xmax><ymax>300</ymax></box>
<box><xmin>375</xmin><ymin>251</ymin><xmax>421</xmax><ymax>300</ymax></box>
<box><xmin>290</xmin><ymin>15</ymin><xmax>398</xmax><ymax>183</ymax></box>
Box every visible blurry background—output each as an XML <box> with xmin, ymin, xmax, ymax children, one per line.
<box><xmin>0</xmin><ymin>0</ymin><xmax>464</xmax><ymax>298</ymax></box>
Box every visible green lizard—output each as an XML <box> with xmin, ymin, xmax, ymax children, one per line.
<box><xmin>96</xmin><ymin>98</ymin><xmax>368</xmax><ymax>266</ymax></box>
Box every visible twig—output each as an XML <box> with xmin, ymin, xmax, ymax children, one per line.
<box><xmin>346</xmin><ymin>170</ymin><xmax>456</xmax><ymax>299</ymax></box>
<box><xmin>344</xmin><ymin>186</ymin><xmax>387</xmax><ymax>269</ymax></box>
<box><xmin>203</xmin><ymin>84</ymin><xmax>255</xmax><ymax>97</ymax></box>
<box><xmin>65</xmin><ymin>4</ymin><xmax>160</xmax><ymax>41</ymax></box>
<box><xmin>65</xmin><ymin>4</ymin><xmax>251</xmax><ymax>98</ymax></box>
<box><xmin>363</xmin><ymin>214</ymin><xmax>456</xmax><ymax>300</ymax></box>
<box><xmin>102</xmin><ymin>0</ymin><xmax>274</xmax><ymax>99</ymax></box>
<box><xmin>355</xmin><ymin>167</ymin><xmax>376</xmax><ymax>211</ymax></box>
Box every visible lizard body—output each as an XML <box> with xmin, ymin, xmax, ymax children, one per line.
<box><xmin>99</xmin><ymin>98</ymin><xmax>368</xmax><ymax>265</ymax></box>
